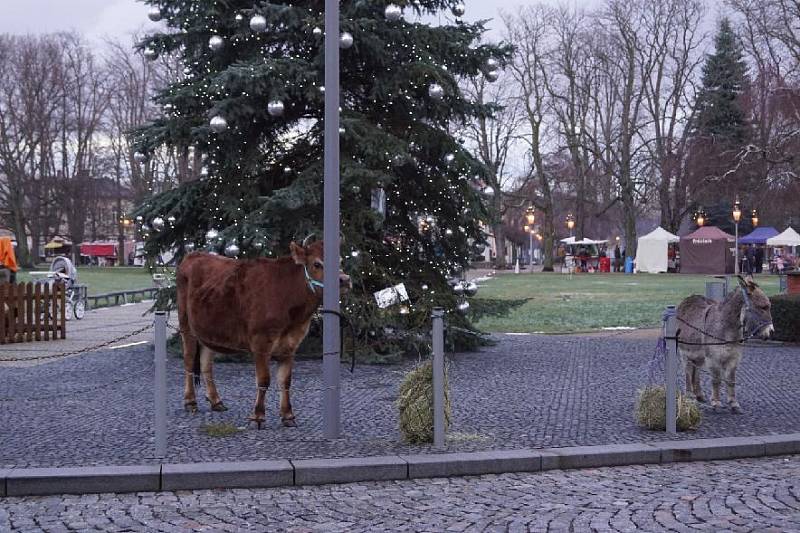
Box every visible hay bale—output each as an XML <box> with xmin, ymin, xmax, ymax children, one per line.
<box><xmin>397</xmin><ymin>360</ymin><xmax>451</xmax><ymax>443</ymax></box>
<box><xmin>636</xmin><ymin>386</ymin><xmax>701</xmax><ymax>431</ymax></box>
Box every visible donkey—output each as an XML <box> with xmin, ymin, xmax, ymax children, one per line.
<box><xmin>676</xmin><ymin>275</ymin><xmax>774</xmax><ymax>413</ymax></box>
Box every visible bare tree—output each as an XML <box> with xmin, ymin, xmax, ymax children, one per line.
<box><xmin>503</xmin><ymin>5</ymin><xmax>560</xmax><ymax>270</ymax></box>
<box><xmin>462</xmin><ymin>74</ymin><xmax>525</xmax><ymax>268</ymax></box>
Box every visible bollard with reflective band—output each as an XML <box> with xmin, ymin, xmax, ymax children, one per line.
<box><xmin>154</xmin><ymin>311</ymin><xmax>168</xmax><ymax>458</ymax></box>
<box><xmin>664</xmin><ymin>306</ymin><xmax>678</xmax><ymax>435</ymax></box>
<box><xmin>432</xmin><ymin>308</ymin><xmax>445</xmax><ymax>447</ymax></box>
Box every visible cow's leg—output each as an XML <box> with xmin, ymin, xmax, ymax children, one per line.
<box><xmin>277</xmin><ymin>357</ymin><xmax>296</xmax><ymax>427</ymax></box>
<box><xmin>250</xmin><ymin>352</ymin><xmax>271</xmax><ymax>429</ymax></box>
<box><xmin>181</xmin><ymin>331</ymin><xmax>199</xmax><ymax>413</ymax></box>
<box><xmin>725</xmin><ymin>366</ymin><xmax>742</xmax><ymax>414</ymax></box>
<box><xmin>709</xmin><ymin>366</ymin><xmax>723</xmax><ymax>409</ymax></box>
<box><xmin>200</xmin><ymin>345</ymin><xmax>226</xmax><ymax>411</ymax></box>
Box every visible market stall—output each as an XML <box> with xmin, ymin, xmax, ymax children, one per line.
<box><xmin>634</xmin><ymin>227</ymin><xmax>679</xmax><ymax>273</ymax></box>
<box><xmin>679</xmin><ymin>226</ymin><xmax>735</xmax><ymax>274</ymax></box>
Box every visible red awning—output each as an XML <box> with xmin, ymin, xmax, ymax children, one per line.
<box><xmin>80</xmin><ymin>242</ymin><xmax>117</xmax><ymax>257</ymax></box>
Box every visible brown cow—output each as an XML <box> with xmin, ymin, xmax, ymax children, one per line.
<box><xmin>176</xmin><ymin>240</ymin><xmax>350</xmax><ymax>428</ymax></box>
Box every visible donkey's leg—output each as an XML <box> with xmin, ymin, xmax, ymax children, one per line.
<box><xmin>181</xmin><ymin>331</ymin><xmax>199</xmax><ymax>412</ymax></box>
<box><xmin>250</xmin><ymin>352</ymin><xmax>271</xmax><ymax>429</ymax></box>
<box><xmin>725</xmin><ymin>365</ymin><xmax>742</xmax><ymax>414</ymax></box>
<box><xmin>200</xmin><ymin>345</ymin><xmax>226</xmax><ymax>411</ymax></box>
<box><xmin>277</xmin><ymin>357</ymin><xmax>296</xmax><ymax>427</ymax></box>
<box><xmin>709</xmin><ymin>366</ymin><xmax>723</xmax><ymax>409</ymax></box>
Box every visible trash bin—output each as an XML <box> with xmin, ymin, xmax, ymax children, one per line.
<box><xmin>624</xmin><ymin>257</ymin><xmax>634</xmax><ymax>274</ymax></box>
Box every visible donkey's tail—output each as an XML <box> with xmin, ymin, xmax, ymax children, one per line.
<box><xmin>193</xmin><ymin>341</ymin><xmax>201</xmax><ymax>386</ymax></box>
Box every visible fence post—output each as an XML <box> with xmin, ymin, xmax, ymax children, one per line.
<box><xmin>154</xmin><ymin>311</ymin><xmax>168</xmax><ymax>458</ymax></box>
<box><xmin>664</xmin><ymin>305</ymin><xmax>678</xmax><ymax>435</ymax></box>
<box><xmin>431</xmin><ymin>307</ymin><xmax>445</xmax><ymax>448</ymax></box>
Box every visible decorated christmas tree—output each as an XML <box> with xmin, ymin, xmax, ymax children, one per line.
<box><xmin>132</xmin><ymin>0</ymin><xmax>510</xmax><ymax>358</ymax></box>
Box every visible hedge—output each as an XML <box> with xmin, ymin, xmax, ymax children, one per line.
<box><xmin>769</xmin><ymin>293</ymin><xmax>800</xmax><ymax>342</ymax></box>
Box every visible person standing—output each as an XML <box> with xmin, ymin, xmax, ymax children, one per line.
<box><xmin>754</xmin><ymin>246</ymin><xmax>764</xmax><ymax>274</ymax></box>
<box><xmin>613</xmin><ymin>244</ymin><xmax>621</xmax><ymax>273</ymax></box>
<box><xmin>0</xmin><ymin>237</ymin><xmax>19</xmax><ymax>284</ymax></box>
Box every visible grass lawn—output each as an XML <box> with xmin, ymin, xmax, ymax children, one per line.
<box><xmin>17</xmin><ymin>267</ymin><xmax>156</xmax><ymax>296</ymax></box>
<box><xmin>474</xmin><ymin>272</ymin><xmax>781</xmax><ymax>334</ymax></box>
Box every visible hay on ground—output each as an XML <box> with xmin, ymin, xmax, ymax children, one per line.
<box><xmin>397</xmin><ymin>360</ymin><xmax>451</xmax><ymax>443</ymax></box>
<box><xmin>636</xmin><ymin>386</ymin><xmax>701</xmax><ymax>431</ymax></box>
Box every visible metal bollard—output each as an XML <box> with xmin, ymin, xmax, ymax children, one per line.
<box><xmin>431</xmin><ymin>308</ymin><xmax>445</xmax><ymax>448</ymax></box>
<box><xmin>705</xmin><ymin>281</ymin><xmax>725</xmax><ymax>301</ymax></box>
<box><xmin>154</xmin><ymin>311</ymin><xmax>168</xmax><ymax>458</ymax></box>
<box><xmin>664</xmin><ymin>306</ymin><xmax>678</xmax><ymax>435</ymax></box>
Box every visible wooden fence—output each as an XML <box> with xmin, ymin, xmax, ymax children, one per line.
<box><xmin>0</xmin><ymin>282</ymin><xmax>66</xmax><ymax>344</ymax></box>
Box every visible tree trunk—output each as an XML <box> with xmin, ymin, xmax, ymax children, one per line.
<box><xmin>493</xmin><ymin>223</ymin><xmax>508</xmax><ymax>268</ymax></box>
<box><xmin>11</xmin><ymin>204</ymin><xmax>32</xmax><ymax>268</ymax></box>
<box><xmin>542</xmin><ymin>211</ymin><xmax>555</xmax><ymax>272</ymax></box>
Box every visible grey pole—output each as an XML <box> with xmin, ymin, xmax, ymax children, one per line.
<box><xmin>154</xmin><ymin>311</ymin><xmax>167</xmax><ymax>458</ymax></box>
<box><xmin>734</xmin><ymin>222</ymin><xmax>739</xmax><ymax>275</ymax></box>
<box><xmin>529</xmin><ymin>232</ymin><xmax>533</xmax><ymax>272</ymax></box>
<box><xmin>664</xmin><ymin>305</ymin><xmax>677</xmax><ymax>435</ymax></box>
<box><xmin>432</xmin><ymin>308</ymin><xmax>445</xmax><ymax>447</ymax></box>
<box><xmin>322</xmin><ymin>0</ymin><xmax>341</xmax><ymax>439</ymax></box>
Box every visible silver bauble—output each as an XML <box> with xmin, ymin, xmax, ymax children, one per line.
<box><xmin>453</xmin><ymin>283</ymin><xmax>465</xmax><ymax>295</ymax></box>
<box><xmin>208</xmin><ymin>35</ymin><xmax>225</xmax><ymax>52</ymax></box>
<box><xmin>421</xmin><ymin>284</ymin><xmax>429</xmax><ymax>291</ymax></box>
<box><xmin>464</xmin><ymin>281</ymin><xmax>478</xmax><ymax>297</ymax></box>
<box><xmin>144</xmin><ymin>47</ymin><xmax>158</xmax><ymax>61</ymax></box>
<box><xmin>445</xmin><ymin>228</ymin><xmax>454</xmax><ymax>236</ymax></box>
<box><xmin>184</xmin><ymin>242</ymin><xmax>195</xmax><ymax>252</ymax></box>
<box><xmin>339</xmin><ymin>32</ymin><xmax>354</xmax><ymax>49</ymax></box>
<box><xmin>385</xmin><ymin>4</ymin><xmax>402</xmax><ymax>21</ymax></box>
<box><xmin>312</xmin><ymin>26</ymin><xmax>323</xmax><ymax>36</ymax></box>
<box><xmin>147</xmin><ymin>7</ymin><xmax>162</xmax><ymax>21</ymax></box>
<box><xmin>444</xmin><ymin>153</ymin><xmax>455</xmax><ymax>165</ymax></box>
<box><xmin>133</xmin><ymin>152</ymin><xmax>147</xmax><ymax>163</ymax></box>
<box><xmin>485</xmin><ymin>69</ymin><xmax>500</xmax><ymax>82</ymax></box>
<box><xmin>224</xmin><ymin>243</ymin><xmax>240</xmax><ymax>257</ymax></box>
<box><xmin>254</xmin><ymin>240</ymin><xmax>264</xmax><ymax>250</ymax></box>
<box><xmin>205</xmin><ymin>229</ymin><xmax>220</xmax><ymax>241</ymax></box>
<box><xmin>485</xmin><ymin>57</ymin><xmax>500</xmax><ymax>70</ymax></box>
<box><xmin>151</xmin><ymin>217</ymin><xmax>165</xmax><ymax>230</ymax></box>
<box><xmin>210</xmin><ymin>115</ymin><xmax>228</xmax><ymax>133</ymax></box>
<box><xmin>452</xmin><ymin>3</ymin><xmax>466</xmax><ymax>16</ymax></box>
<box><xmin>283</xmin><ymin>166</ymin><xmax>292</xmax><ymax>174</ymax></box>
<box><xmin>318</xmin><ymin>85</ymin><xmax>325</xmax><ymax>93</ymax></box>
<box><xmin>135</xmin><ymin>215</ymin><xmax>144</xmax><ymax>222</ymax></box>
<box><xmin>457</xmin><ymin>300</ymin><xmax>470</xmax><ymax>313</ymax></box>
<box><xmin>428</xmin><ymin>83</ymin><xmax>444</xmax><ymax>100</ymax></box>
<box><xmin>250</xmin><ymin>14</ymin><xmax>267</xmax><ymax>32</ymax></box>
<box><xmin>235</xmin><ymin>13</ymin><xmax>244</xmax><ymax>22</ymax></box>
<box><xmin>267</xmin><ymin>100</ymin><xmax>285</xmax><ymax>117</ymax></box>
<box><xmin>350</xmin><ymin>250</ymin><xmax>360</xmax><ymax>257</ymax></box>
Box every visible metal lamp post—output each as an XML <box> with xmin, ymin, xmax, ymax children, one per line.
<box><xmin>733</xmin><ymin>200</ymin><xmax>742</xmax><ymax>275</ymax></box>
<box><xmin>322</xmin><ymin>0</ymin><xmax>342</xmax><ymax>439</ymax></box>
<box><xmin>525</xmin><ymin>207</ymin><xmax>535</xmax><ymax>270</ymax></box>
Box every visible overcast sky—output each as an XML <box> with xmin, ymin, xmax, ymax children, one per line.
<box><xmin>0</xmin><ymin>0</ymin><xmax>603</xmax><ymax>43</ymax></box>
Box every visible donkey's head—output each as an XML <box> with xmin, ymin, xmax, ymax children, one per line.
<box><xmin>737</xmin><ymin>275</ymin><xmax>774</xmax><ymax>339</ymax></box>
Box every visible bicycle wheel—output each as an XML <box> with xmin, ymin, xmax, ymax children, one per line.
<box><xmin>74</xmin><ymin>299</ymin><xmax>86</xmax><ymax>320</ymax></box>
<box><xmin>65</xmin><ymin>301</ymin><xmax>74</xmax><ymax>321</ymax></box>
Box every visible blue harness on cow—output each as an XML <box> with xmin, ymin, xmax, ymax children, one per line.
<box><xmin>304</xmin><ymin>265</ymin><xmax>324</xmax><ymax>293</ymax></box>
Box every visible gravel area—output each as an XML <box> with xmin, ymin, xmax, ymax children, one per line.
<box><xmin>2</xmin><ymin>333</ymin><xmax>800</xmax><ymax>468</ymax></box>
<box><xmin>3</xmin><ymin>456</ymin><xmax>800</xmax><ymax>531</ymax></box>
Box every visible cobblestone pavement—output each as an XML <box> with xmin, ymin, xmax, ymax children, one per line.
<box><xmin>2</xmin><ymin>456</ymin><xmax>800</xmax><ymax>532</ymax></box>
<box><xmin>2</xmin><ymin>330</ymin><xmax>800</xmax><ymax>468</ymax></box>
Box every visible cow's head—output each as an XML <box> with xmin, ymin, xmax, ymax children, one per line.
<box><xmin>290</xmin><ymin>240</ymin><xmax>352</xmax><ymax>294</ymax></box>
<box><xmin>738</xmin><ymin>275</ymin><xmax>774</xmax><ymax>339</ymax></box>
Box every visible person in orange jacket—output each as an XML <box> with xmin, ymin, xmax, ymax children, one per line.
<box><xmin>0</xmin><ymin>237</ymin><xmax>19</xmax><ymax>283</ymax></box>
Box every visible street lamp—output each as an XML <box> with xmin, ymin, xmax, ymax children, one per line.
<box><xmin>566</xmin><ymin>213</ymin><xmax>575</xmax><ymax>237</ymax></box>
<box><xmin>525</xmin><ymin>208</ymin><xmax>535</xmax><ymax>270</ymax></box>
<box><xmin>733</xmin><ymin>199</ymin><xmax>742</xmax><ymax>274</ymax></box>
<box><xmin>695</xmin><ymin>209</ymin><xmax>706</xmax><ymax>227</ymax></box>
<box><xmin>751</xmin><ymin>209</ymin><xmax>759</xmax><ymax>227</ymax></box>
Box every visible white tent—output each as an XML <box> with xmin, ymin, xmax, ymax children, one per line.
<box><xmin>767</xmin><ymin>227</ymin><xmax>800</xmax><ymax>247</ymax></box>
<box><xmin>635</xmin><ymin>227</ymin><xmax>679</xmax><ymax>273</ymax></box>
<box><xmin>559</xmin><ymin>236</ymin><xmax>608</xmax><ymax>245</ymax></box>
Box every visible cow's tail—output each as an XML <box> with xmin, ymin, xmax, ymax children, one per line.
<box><xmin>193</xmin><ymin>341</ymin><xmax>202</xmax><ymax>386</ymax></box>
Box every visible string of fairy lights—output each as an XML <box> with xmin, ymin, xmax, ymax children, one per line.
<box><xmin>133</xmin><ymin>0</ymin><xmax>505</xmax><ymax>317</ymax></box>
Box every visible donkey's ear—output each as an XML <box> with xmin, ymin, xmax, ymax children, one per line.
<box><xmin>735</xmin><ymin>274</ymin><xmax>748</xmax><ymax>289</ymax></box>
<box><xmin>744</xmin><ymin>274</ymin><xmax>758</xmax><ymax>290</ymax></box>
<box><xmin>290</xmin><ymin>241</ymin><xmax>306</xmax><ymax>265</ymax></box>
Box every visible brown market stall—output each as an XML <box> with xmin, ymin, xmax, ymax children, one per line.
<box><xmin>679</xmin><ymin>226</ymin><xmax>735</xmax><ymax>274</ymax></box>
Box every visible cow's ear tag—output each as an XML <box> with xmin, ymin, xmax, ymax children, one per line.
<box><xmin>290</xmin><ymin>242</ymin><xmax>306</xmax><ymax>265</ymax></box>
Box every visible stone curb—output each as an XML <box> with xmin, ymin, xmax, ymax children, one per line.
<box><xmin>3</xmin><ymin>434</ymin><xmax>800</xmax><ymax>497</ymax></box>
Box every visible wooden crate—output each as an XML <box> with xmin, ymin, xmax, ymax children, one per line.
<box><xmin>0</xmin><ymin>282</ymin><xmax>66</xmax><ymax>344</ymax></box>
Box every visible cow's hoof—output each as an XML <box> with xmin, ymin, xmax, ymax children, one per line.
<box><xmin>210</xmin><ymin>401</ymin><xmax>228</xmax><ymax>412</ymax></box>
<box><xmin>248</xmin><ymin>416</ymin><xmax>265</xmax><ymax>430</ymax></box>
<box><xmin>184</xmin><ymin>401</ymin><xmax>198</xmax><ymax>414</ymax></box>
<box><xmin>281</xmin><ymin>417</ymin><xmax>297</xmax><ymax>428</ymax></box>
